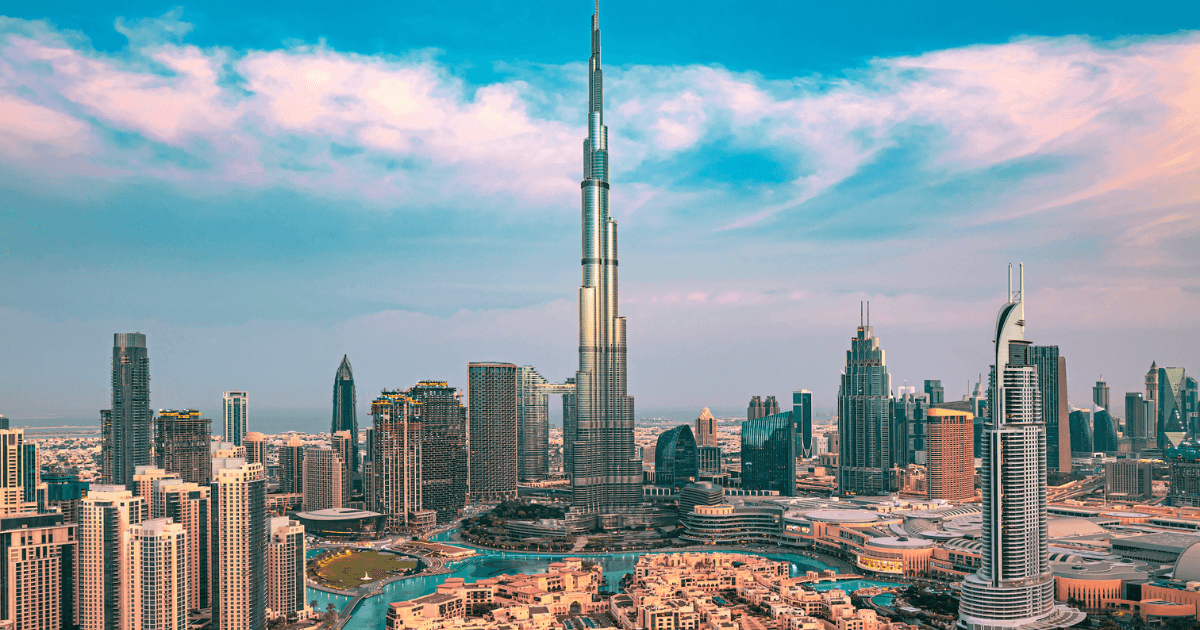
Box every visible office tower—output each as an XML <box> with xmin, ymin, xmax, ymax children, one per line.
<box><xmin>516</xmin><ymin>367</ymin><xmax>551</xmax><ymax>481</ymax></box>
<box><xmin>102</xmin><ymin>333</ymin><xmax>152</xmax><ymax>486</ymax></box>
<box><xmin>0</xmin><ymin>429</ymin><xmax>34</xmax><ymax>514</ymax></box>
<box><xmin>20</xmin><ymin>442</ymin><xmax>45</xmax><ymax>511</ymax></box>
<box><xmin>78</xmin><ymin>485</ymin><xmax>144</xmax><ymax>630</ymax></box>
<box><xmin>571</xmin><ymin>2</ymin><xmax>641</xmax><ymax>513</ymax></box>
<box><xmin>678</xmin><ymin>482</ymin><xmax>724</xmax><ymax>516</ymax></box>
<box><xmin>367</xmin><ymin>390</ymin><xmax>424</xmax><ymax>531</ymax></box>
<box><xmin>925</xmin><ymin>409</ymin><xmax>974</xmax><ymax>501</ymax></box>
<box><xmin>1093</xmin><ymin>408</ymin><xmax>1119</xmax><ymax>452</ymax></box>
<box><xmin>129</xmin><ymin>518</ymin><xmax>188</xmax><ymax>630</ymax></box>
<box><xmin>407</xmin><ymin>381</ymin><xmax>468</xmax><ymax>524</ymax></box>
<box><xmin>1029</xmin><ymin>346</ymin><xmax>1069</xmax><ymax>472</ymax></box>
<box><xmin>302</xmin><ymin>448</ymin><xmax>346</xmax><ymax>511</ymax></box>
<box><xmin>44</xmin><ymin>469</ymin><xmax>88</xmax><ymax>522</ymax></box>
<box><xmin>210</xmin><ymin>455</ymin><xmax>267</xmax><ymax>630</ymax></box>
<box><xmin>747</xmin><ymin>396</ymin><xmax>764</xmax><ymax>421</ymax></box>
<box><xmin>924</xmin><ymin>380</ymin><xmax>945</xmax><ymax>405</ymax></box>
<box><xmin>332</xmin><ymin>355</ymin><xmax>359</xmax><ymax>476</ymax></box>
<box><xmin>793</xmin><ymin>390</ymin><xmax>813</xmax><ymax>458</ymax></box>
<box><xmin>1187</xmin><ymin>377</ymin><xmax>1200</xmax><ymax>437</ymax></box>
<box><xmin>894</xmin><ymin>389</ymin><xmax>927</xmax><ymax>466</ymax></box>
<box><xmin>838</xmin><ymin>306</ymin><xmax>895</xmax><ymax>496</ymax></box>
<box><xmin>0</xmin><ymin>512</ymin><xmax>76</xmax><ymax>630</ymax></box>
<box><xmin>468</xmin><ymin>363</ymin><xmax>517</xmax><ymax>503</ymax></box>
<box><xmin>222</xmin><ymin>391</ymin><xmax>249</xmax><ymax>447</ymax></box>
<box><xmin>741</xmin><ymin>411</ymin><xmax>795</xmax><ymax>495</ymax></box>
<box><xmin>0</xmin><ymin>417</ymin><xmax>5</xmax><ymax>430</ymax></box>
<box><xmin>1157</xmin><ymin>367</ymin><xmax>1189</xmax><ymax>449</ymax></box>
<box><xmin>958</xmin><ymin>264</ymin><xmax>1081</xmax><ymax>630</ymax></box>
<box><xmin>1125</xmin><ymin>393</ymin><xmax>1149</xmax><ymax>442</ymax></box>
<box><xmin>1105</xmin><ymin>460</ymin><xmax>1153</xmax><ymax>501</ymax></box>
<box><xmin>1068</xmin><ymin>409</ymin><xmax>1093</xmax><ymax>453</ymax></box>
<box><xmin>245</xmin><ymin>431</ymin><xmax>265</xmax><ymax>466</ymax></box>
<box><xmin>1169</xmin><ymin>442</ymin><xmax>1200</xmax><ymax>506</ymax></box>
<box><xmin>278</xmin><ymin>434</ymin><xmax>305</xmax><ymax>494</ymax></box>
<box><xmin>1094</xmin><ymin>377</ymin><xmax>1110</xmax><ymax>412</ymax></box>
<box><xmin>153</xmin><ymin>478</ymin><xmax>211</xmax><ymax>610</ymax></box>
<box><xmin>1146</xmin><ymin>363</ymin><xmax>1160</xmax><ymax>447</ymax></box>
<box><xmin>266</xmin><ymin>516</ymin><xmax>306</xmax><ymax>621</ymax></box>
<box><xmin>695</xmin><ymin>408</ymin><xmax>717</xmax><ymax>447</ymax></box>
<box><xmin>154</xmin><ymin>409</ymin><xmax>213</xmax><ymax>485</ymax></box>
<box><xmin>654</xmin><ymin>425</ymin><xmax>698</xmax><ymax>489</ymax></box>
<box><xmin>764</xmin><ymin>396</ymin><xmax>780</xmax><ymax>416</ymax></box>
<box><xmin>698</xmin><ymin>446</ymin><xmax>721</xmax><ymax>476</ymax></box>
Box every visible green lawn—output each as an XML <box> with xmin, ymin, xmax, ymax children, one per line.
<box><xmin>312</xmin><ymin>551</ymin><xmax>419</xmax><ymax>589</ymax></box>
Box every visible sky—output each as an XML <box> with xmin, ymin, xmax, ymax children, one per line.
<box><xmin>1</xmin><ymin>1</ymin><xmax>1199</xmax><ymax>431</ymax></box>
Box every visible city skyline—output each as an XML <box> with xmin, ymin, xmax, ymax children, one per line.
<box><xmin>3</xmin><ymin>3</ymin><xmax>1200</xmax><ymax>424</ymax></box>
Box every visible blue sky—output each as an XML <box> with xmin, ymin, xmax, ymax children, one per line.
<box><xmin>2</xmin><ymin>1</ymin><xmax>1199</xmax><ymax>430</ymax></box>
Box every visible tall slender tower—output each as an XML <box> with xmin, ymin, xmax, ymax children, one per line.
<box><xmin>222</xmin><ymin>391</ymin><xmax>249</xmax><ymax>446</ymax></box>
<box><xmin>572</xmin><ymin>1</ymin><xmax>640</xmax><ymax>511</ymax></box>
<box><xmin>103</xmin><ymin>333</ymin><xmax>152</xmax><ymax>486</ymax></box>
<box><xmin>958</xmin><ymin>265</ymin><xmax>1083</xmax><ymax>630</ymax></box>
<box><xmin>332</xmin><ymin>355</ymin><xmax>359</xmax><ymax>475</ymax></box>
<box><xmin>838</xmin><ymin>304</ymin><xmax>895</xmax><ymax>496</ymax></box>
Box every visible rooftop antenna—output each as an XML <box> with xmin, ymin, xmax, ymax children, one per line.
<box><xmin>1019</xmin><ymin>262</ymin><xmax>1024</xmax><ymax>304</ymax></box>
<box><xmin>1008</xmin><ymin>263</ymin><xmax>1013</xmax><ymax>302</ymax></box>
<box><xmin>867</xmin><ymin>301</ymin><xmax>870</xmax><ymax>326</ymax></box>
<box><xmin>860</xmin><ymin>302</ymin><xmax>864</xmax><ymax>327</ymax></box>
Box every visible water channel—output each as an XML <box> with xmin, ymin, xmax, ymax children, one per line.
<box><xmin>306</xmin><ymin>532</ymin><xmax>895</xmax><ymax>630</ymax></box>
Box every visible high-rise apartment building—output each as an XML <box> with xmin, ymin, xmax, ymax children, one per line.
<box><xmin>925</xmin><ymin>409</ymin><xmax>974</xmax><ymax>502</ymax></box>
<box><xmin>331</xmin><ymin>430</ymin><xmax>353</xmax><ymax>500</ymax></box>
<box><xmin>78</xmin><ymin>485</ymin><xmax>144</xmax><ymax>630</ymax></box>
<box><xmin>245</xmin><ymin>431</ymin><xmax>266</xmax><ymax>466</ymax></box>
<box><xmin>468</xmin><ymin>363</ymin><xmax>518</xmax><ymax>503</ymax></box>
<box><xmin>267</xmin><ymin>516</ymin><xmax>307</xmax><ymax>622</ymax></box>
<box><xmin>129</xmin><ymin>518</ymin><xmax>188</xmax><ymax>630</ymax></box>
<box><xmin>1029</xmin><ymin>346</ymin><xmax>1069</xmax><ymax>472</ymax></box>
<box><xmin>793</xmin><ymin>391</ymin><xmax>813</xmax><ymax>458</ymax></box>
<box><xmin>154</xmin><ymin>409</ymin><xmax>213</xmax><ymax>485</ymax></box>
<box><xmin>1105</xmin><ymin>460</ymin><xmax>1153</xmax><ymax>501</ymax></box>
<box><xmin>741</xmin><ymin>411</ymin><xmax>795</xmax><ymax>495</ymax></box>
<box><xmin>0</xmin><ymin>429</ymin><xmax>37</xmax><ymax>515</ymax></box>
<box><xmin>958</xmin><ymin>265</ymin><xmax>1082</xmax><ymax>630</ymax></box>
<box><xmin>569</xmin><ymin>4</ymin><xmax>641</xmax><ymax>513</ymax></box>
<box><xmin>222</xmin><ymin>391</ymin><xmax>249</xmax><ymax>447</ymax></box>
<box><xmin>893</xmin><ymin>389</ymin><xmax>928</xmax><ymax>466</ymax></box>
<box><xmin>132</xmin><ymin>466</ymin><xmax>179</xmax><ymax>520</ymax></box>
<box><xmin>103</xmin><ymin>333</ymin><xmax>152</xmax><ymax>486</ymax></box>
<box><xmin>838</xmin><ymin>307</ymin><xmax>895</xmax><ymax>496</ymax></box>
<box><xmin>302</xmin><ymin>448</ymin><xmax>346</xmax><ymax>511</ymax></box>
<box><xmin>278</xmin><ymin>434</ymin><xmax>305</xmax><ymax>494</ymax></box>
<box><xmin>152</xmin><ymin>477</ymin><xmax>211</xmax><ymax>610</ymax></box>
<box><xmin>0</xmin><ymin>512</ymin><xmax>76</xmax><ymax>630</ymax></box>
<box><xmin>44</xmin><ymin>469</ymin><xmax>88</xmax><ymax>522</ymax></box>
<box><xmin>20</xmin><ymin>442</ymin><xmax>45</xmax><ymax>511</ymax></box>
<box><xmin>367</xmin><ymin>390</ymin><xmax>424</xmax><ymax>531</ymax></box>
<box><xmin>1094</xmin><ymin>377</ymin><xmax>1110</xmax><ymax>412</ymax></box>
<box><xmin>516</xmin><ymin>367</ymin><xmax>551</xmax><ymax>481</ymax></box>
<box><xmin>210</xmin><ymin>455</ymin><xmax>267</xmax><ymax>630</ymax></box>
<box><xmin>407</xmin><ymin>382</ymin><xmax>468</xmax><ymax>524</ymax></box>
<box><xmin>695</xmin><ymin>408</ymin><xmax>717</xmax><ymax>447</ymax></box>
<box><xmin>332</xmin><ymin>355</ymin><xmax>359</xmax><ymax>476</ymax></box>
<box><xmin>924</xmin><ymin>380</ymin><xmax>945</xmax><ymax>405</ymax></box>
<box><xmin>654</xmin><ymin>425</ymin><xmax>698</xmax><ymax>489</ymax></box>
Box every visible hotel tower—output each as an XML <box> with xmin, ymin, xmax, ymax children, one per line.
<box><xmin>567</xmin><ymin>0</ymin><xmax>641</xmax><ymax>511</ymax></box>
<box><xmin>958</xmin><ymin>265</ymin><xmax>1083</xmax><ymax>630</ymax></box>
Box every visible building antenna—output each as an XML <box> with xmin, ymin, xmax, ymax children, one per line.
<box><xmin>860</xmin><ymin>301</ymin><xmax>864</xmax><ymax>327</ymax></box>
<box><xmin>867</xmin><ymin>301</ymin><xmax>870</xmax><ymax>327</ymax></box>
<box><xmin>1008</xmin><ymin>263</ymin><xmax>1013</xmax><ymax>302</ymax></box>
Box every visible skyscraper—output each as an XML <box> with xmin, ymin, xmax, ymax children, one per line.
<box><xmin>958</xmin><ymin>264</ymin><xmax>1082</xmax><ymax>630</ymax></box>
<box><xmin>468</xmin><ymin>363</ymin><xmax>517</xmax><ymax>503</ymax></box>
<box><xmin>132</xmin><ymin>465</ymin><xmax>179</xmax><ymax>519</ymax></box>
<box><xmin>210</xmin><ymin>455</ymin><xmax>267</xmax><ymax>630</ymax></box>
<box><xmin>245</xmin><ymin>431</ymin><xmax>266</xmax><ymax>466</ymax></box>
<box><xmin>278</xmin><ymin>434</ymin><xmax>305</xmax><ymax>494</ymax></box>
<box><xmin>129</xmin><ymin>518</ymin><xmax>188</xmax><ymax>630</ymax></box>
<box><xmin>1093</xmin><ymin>408</ymin><xmax>1119</xmax><ymax>452</ymax></box>
<box><xmin>1105</xmin><ymin>460</ymin><xmax>1153</xmax><ymax>501</ymax></box>
<box><xmin>1030</xmin><ymin>346</ymin><xmax>1069</xmax><ymax>472</ymax></box>
<box><xmin>1147</xmin><ymin>363</ymin><xmax>1160</xmax><ymax>447</ymax></box>
<box><xmin>155</xmin><ymin>409</ymin><xmax>213</xmax><ymax>485</ymax></box>
<box><xmin>408</xmin><ymin>381</ymin><xmax>468</xmax><ymax>524</ymax></box>
<box><xmin>793</xmin><ymin>391</ymin><xmax>813</xmax><ymax>458</ymax></box>
<box><xmin>152</xmin><ymin>477</ymin><xmax>211</xmax><ymax>610</ymax></box>
<box><xmin>695</xmin><ymin>408</ymin><xmax>717</xmax><ymax>447</ymax></box>
<box><xmin>654</xmin><ymin>425</ymin><xmax>698</xmax><ymax>489</ymax></box>
<box><xmin>747</xmin><ymin>396</ymin><xmax>764</xmax><ymax>421</ymax></box>
<box><xmin>0</xmin><ymin>429</ymin><xmax>36</xmax><ymax>515</ymax></box>
<box><xmin>331</xmin><ymin>430</ymin><xmax>353</xmax><ymax>501</ymax></box>
<box><xmin>741</xmin><ymin>411</ymin><xmax>795</xmax><ymax>495</ymax></box>
<box><xmin>925</xmin><ymin>409</ymin><xmax>974</xmax><ymax>502</ymax></box>
<box><xmin>923</xmin><ymin>380</ymin><xmax>945</xmax><ymax>405</ymax></box>
<box><xmin>332</xmin><ymin>355</ymin><xmax>359</xmax><ymax>476</ymax></box>
<box><xmin>20</xmin><ymin>441</ymin><xmax>45</xmax><ymax>511</ymax></box>
<box><xmin>1158</xmin><ymin>367</ymin><xmax>1189</xmax><ymax>450</ymax></box>
<box><xmin>103</xmin><ymin>333</ymin><xmax>152</xmax><ymax>486</ymax></box>
<box><xmin>367</xmin><ymin>390</ymin><xmax>424</xmax><ymax>531</ymax></box>
<box><xmin>266</xmin><ymin>516</ymin><xmax>307</xmax><ymax>622</ymax></box>
<box><xmin>0</xmin><ymin>512</ymin><xmax>76</xmax><ymax>630</ymax></box>
<box><xmin>302</xmin><ymin>448</ymin><xmax>346</xmax><ymax>511</ymax></box>
<box><xmin>1093</xmin><ymin>377</ymin><xmax>1110</xmax><ymax>412</ymax></box>
<box><xmin>516</xmin><ymin>367</ymin><xmax>551</xmax><ymax>481</ymax></box>
<box><xmin>838</xmin><ymin>306</ymin><xmax>895</xmax><ymax>496</ymax></box>
<box><xmin>571</xmin><ymin>2</ymin><xmax>641</xmax><ymax>512</ymax></box>
<box><xmin>78</xmin><ymin>485</ymin><xmax>144</xmax><ymax>630</ymax></box>
<box><xmin>1125</xmin><ymin>392</ymin><xmax>1149</xmax><ymax>446</ymax></box>
<box><xmin>222</xmin><ymin>391</ymin><xmax>249</xmax><ymax>447</ymax></box>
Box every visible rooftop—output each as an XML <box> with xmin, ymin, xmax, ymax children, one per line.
<box><xmin>294</xmin><ymin>507</ymin><xmax>384</xmax><ymax>521</ymax></box>
<box><xmin>803</xmin><ymin>509</ymin><xmax>880</xmax><ymax>524</ymax></box>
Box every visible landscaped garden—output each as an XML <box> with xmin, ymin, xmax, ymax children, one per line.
<box><xmin>309</xmin><ymin>550</ymin><xmax>421</xmax><ymax>590</ymax></box>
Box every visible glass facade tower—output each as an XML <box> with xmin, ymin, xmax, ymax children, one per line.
<box><xmin>332</xmin><ymin>355</ymin><xmax>359</xmax><ymax>475</ymax></box>
<box><xmin>222</xmin><ymin>391</ymin><xmax>248</xmax><ymax>447</ymax></box>
<box><xmin>838</xmin><ymin>307</ymin><xmax>895</xmax><ymax>496</ymax></box>
<box><xmin>741</xmin><ymin>412</ymin><xmax>795</xmax><ymax>495</ymax></box>
<box><xmin>102</xmin><ymin>333</ymin><xmax>152</xmax><ymax>486</ymax></box>
<box><xmin>1030</xmin><ymin>346</ymin><xmax>1069</xmax><ymax>472</ymax></box>
<box><xmin>654</xmin><ymin>425</ymin><xmax>698</xmax><ymax>489</ymax></box>
<box><xmin>571</xmin><ymin>2</ymin><xmax>641</xmax><ymax>511</ymax></box>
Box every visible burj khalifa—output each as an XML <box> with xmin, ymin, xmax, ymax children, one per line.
<box><xmin>566</xmin><ymin>0</ymin><xmax>642</xmax><ymax>511</ymax></box>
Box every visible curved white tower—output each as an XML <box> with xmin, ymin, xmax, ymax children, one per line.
<box><xmin>570</xmin><ymin>0</ymin><xmax>641</xmax><ymax>511</ymax></box>
<box><xmin>959</xmin><ymin>264</ymin><xmax>1084</xmax><ymax>630</ymax></box>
